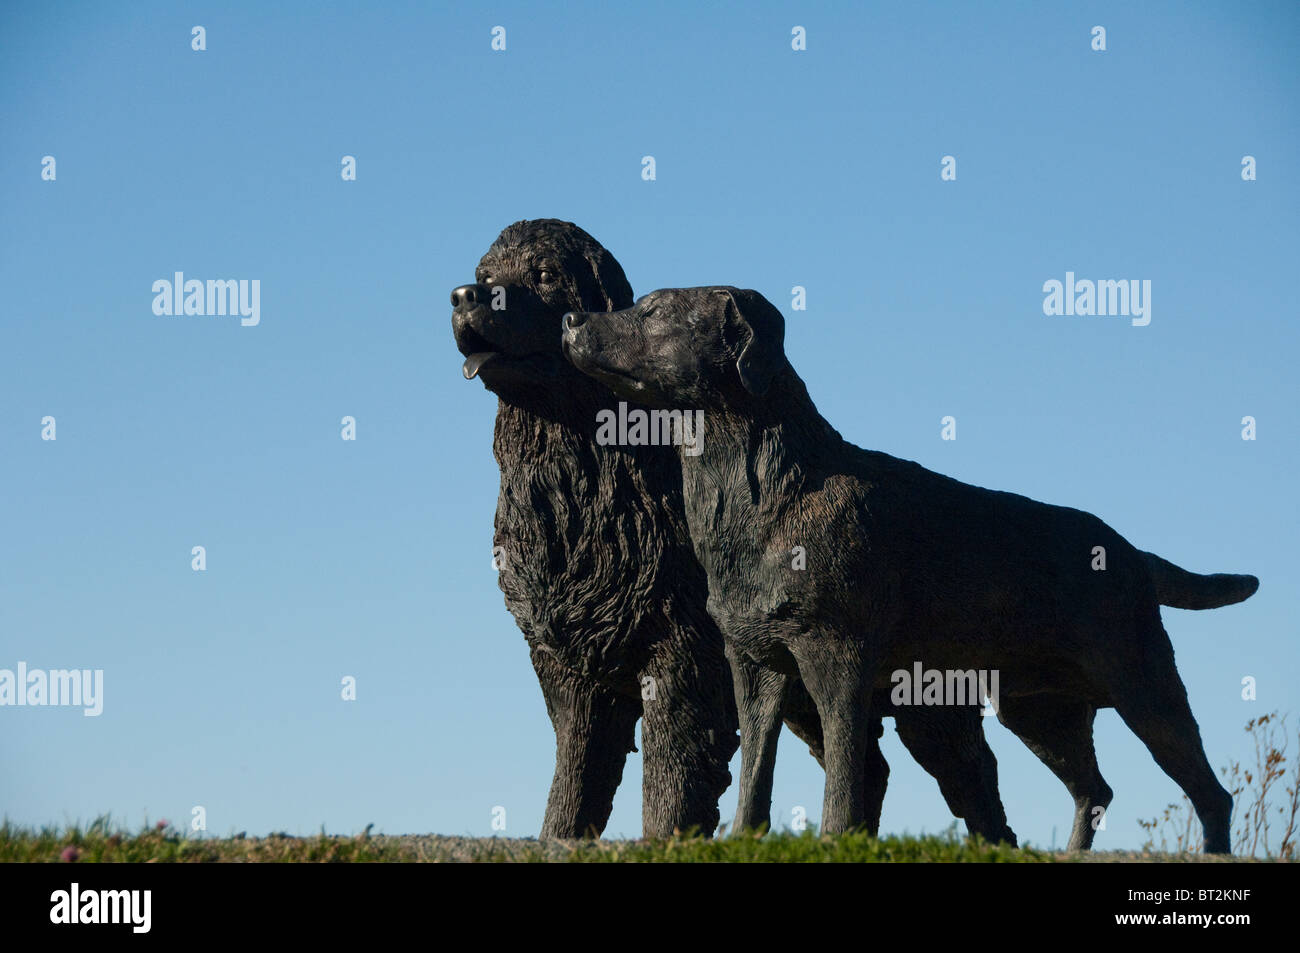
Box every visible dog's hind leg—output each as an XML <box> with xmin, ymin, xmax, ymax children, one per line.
<box><xmin>726</xmin><ymin>644</ymin><xmax>789</xmax><ymax>833</ymax></box>
<box><xmin>1107</xmin><ymin>613</ymin><xmax>1233</xmax><ymax>853</ymax></box>
<box><xmin>995</xmin><ymin>694</ymin><xmax>1111</xmax><ymax>850</ymax></box>
<box><xmin>895</xmin><ymin>706</ymin><xmax>1018</xmax><ymax>846</ymax></box>
<box><xmin>862</xmin><ymin>715</ymin><xmax>890</xmax><ymax>836</ymax></box>
<box><xmin>532</xmin><ymin>647</ymin><xmax>640</xmax><ymax>839</ymax></box>
<box><xmin>779</xmin><ymin>674</ymin><xmax>825</xmax><ymax>768</ymax></box>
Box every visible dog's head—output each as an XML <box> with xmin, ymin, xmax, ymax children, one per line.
<box><xmin>562</xmin><ymin>286</ymin><xmax>790</xmax><ymax>409</ymax></box>
<box><xmin>451</xmin><ymin>219</ymin><xmax>633</xmax><ymax>398</ymax></box>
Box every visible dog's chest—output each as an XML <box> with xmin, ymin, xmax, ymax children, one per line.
<box><xmin>684</xmin><ymin>474</ymin><xmax>809</xmax><ymax>648</ymax></box>
<box><xmin>488</xmin><ymin>425</ymin><xmax>692</xmax><ymax>676</ymax></box>
<box><xmin>684</xmin><ymin>459</ymin><xmax>886</xmax><ymax>653</ymax></box>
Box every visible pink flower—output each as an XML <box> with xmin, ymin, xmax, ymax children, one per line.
<box><xmin>61</xmin><ymin>846</ymin><xmax>80</xmax><ymax>862</ymax></box>
<box><xmin>156</xmin><ymin>820</ymin><xmax>169</xmax><ymax>831</ymax></box>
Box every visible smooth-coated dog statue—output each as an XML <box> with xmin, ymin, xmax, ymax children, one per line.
<box><xmin>563</xmin><ymin>285</ymin><xmax>1258</xmax><ymax>851</ymax></box>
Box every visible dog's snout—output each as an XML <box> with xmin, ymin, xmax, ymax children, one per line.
<box><xmin>452</xmin><ymin>284</ymin><xmax>485</xmax><ymax>309</ymax></box>
<box><xmin>564</xmin><ymin>311</ymin><xmax>588</xmax><ymax>330</ymax></box>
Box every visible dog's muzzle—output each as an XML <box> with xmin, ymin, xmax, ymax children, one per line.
<box><xmin>452</xmin><ymin>284</ymin><xmax>499</xmax><ymax>380</ymax></box>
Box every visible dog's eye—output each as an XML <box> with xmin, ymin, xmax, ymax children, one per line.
<box><xmin>538</xmin><ymin>270</ymin><xmax>557</xmax><ymax>284</ymax></box>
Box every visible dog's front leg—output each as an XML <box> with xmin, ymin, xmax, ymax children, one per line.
<box><xmin>639</xmin><ymin>628</ymin><xmax>740</xmax><ymax>839</ymax></box>
<box><xmin>726</xmin><ymin>642</ymin><xmax>789</xmax><ymax>833</ymax></box>
<box><xmin>531</xmin><ymin>646</ymin><xmax>640</xmax><ymax>839</ymax></box>
<box><xmin>783</xmin><ymin>682</ymin><xmax>891</xmax><ymax>835</ymax></box>
<box><xmin>793</xmin><ymin>638</ymin><xmax>876</xmax><ymax>835</ymax></box>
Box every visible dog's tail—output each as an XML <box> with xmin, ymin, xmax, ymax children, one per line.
<box><xmin>1142</xmin><ymin>552</ymin><xmax>1259</xmax><ymax>609</ymax></box>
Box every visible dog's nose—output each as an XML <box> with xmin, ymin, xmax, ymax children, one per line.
<box><xmin>451</xmin><ymin>284</ymin><xmax>484</xmax><ymax>308</ymax></box>
<box><xmin>564</xmin><ymin>311</ymin><xmax>588</xmax><ymax>330</ymax></box>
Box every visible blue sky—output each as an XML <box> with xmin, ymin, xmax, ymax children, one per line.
<box><xmin>2</xmin><ymin>0</ymin><xmax>1296</xmax><ymax>851</ymax></box>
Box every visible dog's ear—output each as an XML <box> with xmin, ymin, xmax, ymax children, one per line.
<box><xmin>586</xmin><ymin>244</ymin><xmax>634</xmax><ymax>312</ymax></box>
<box><xmin>714</xmin><ymin>287</ymin><xmax>787</xmax><ymax>397</ymax></box>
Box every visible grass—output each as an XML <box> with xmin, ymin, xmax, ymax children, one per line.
<box><xmin>2</xmin><ymin>816</ymin><xmax>1049</xmax><ymax>863</ymax></box>
<box><xmin>560</xmin><ymin>827</ymin><xmax>1046</xmax><ymax>863</ymax></box>
<box><xmin>7</xmin><ymin>816</ymin><xmax>1277</xmax><ymax>862</ymax></box>
<box><xmin>1</xmin><ymin>817</ymin><xmax>406</xmax><ymax>864</ymax></box>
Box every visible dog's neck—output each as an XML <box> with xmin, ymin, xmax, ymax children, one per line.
<box><xmin>681</xmin><ymin>368</ymin><xmax>843</xmax><ymax>549</ymax></box>
<box><xmin>490</xmin><ymin>374</ymin><xmax>676</xmax><ymax>485</ymax></box>
<box><xmin>713</xmin><ymin>368</ymin><xmax>842</xmax><ymax>474</ymax></box>
<box><xmin>493</xmin><ymin>374</ymin><xmax>608</xmax><ymax>431</ymax></box>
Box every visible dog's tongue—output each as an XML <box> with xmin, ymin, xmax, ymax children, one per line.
<box><xmin>463</xmin><ymin>352</ymin><xmax>498</xmax><ymax>380</ymax></box>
